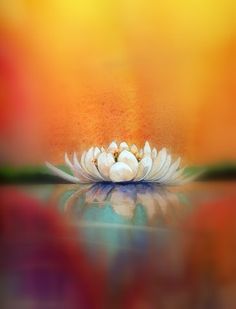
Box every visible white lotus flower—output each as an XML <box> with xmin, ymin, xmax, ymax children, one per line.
<box><xmin>46</xmin><ymin>141</ymin><xmax>194</xmax><ymax>185</ymax></box>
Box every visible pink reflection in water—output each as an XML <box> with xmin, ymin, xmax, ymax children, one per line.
<box><xmin>0</xmin><ymin>188</ymin><xmax>104</xmax><ymax>308</ymax></box>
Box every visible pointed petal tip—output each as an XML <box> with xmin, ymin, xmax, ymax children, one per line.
<box><xmin>64</xmin><ymin>152</ymin><xmax>69</xmax><ymax>161</ymax></box>
<box><xmin>108</xmin><ymin>141</ymin><xmax>118</xmax><ymax>152</ymax></box>
<box><xmin>64</xmin><ymin>152</ymin><xmax>74</xmax><ymax>169</ymax></box>
<box><xmin>73</xmin><ymin>152</ymin><xmax>79</xmax><ymax>164</ymax></box>
<box><xmin>119</xmin><ymin>141</ymin><xmax>129</xmax><ymax>151</ymax></box>
<box><xmin>131</xmin><ymin>144</ymin><xmax>138</xmax><ymax>153</ymax></box>
<box><xmin>144</xmin><ymin>141</ymin><xmax>151</xmax><ymax>154</ymax></box>
<box><xmin>45</xmin><ymin>161</ymin><xmax>51</xmax><ymax>168</ymax></box>
<box><xmin>45</xmin><ymin>161</ymin><xmax>80</xmax><ymax>183</ymax></box>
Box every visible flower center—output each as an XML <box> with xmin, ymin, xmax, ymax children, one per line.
<box><xmin>131</xmin><ymin>148</ymin><xmax>142</xmax><ymax>162</ymax></box>
<box><xmin>136</xmin><ymin>154</ymin><xmax>142</xmax><ymax>162</ymax></box>
<box><xmin>91</xmin><ymin>158</ymin><xmax>98</xmax><ymax>166</ymax></box>
<box><xmin>113</xmin><ymin>149</ymin><xmax>120</xmax><ymax>162</ymax></box>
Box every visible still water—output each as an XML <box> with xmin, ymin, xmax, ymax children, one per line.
<box><xmin>1</xmin><ymin>182</ymin><xmax>236</xmax><ymax>308</ymax></box>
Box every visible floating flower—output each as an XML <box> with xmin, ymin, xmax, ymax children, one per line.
<box><xmin>46</xmin><ymin>141</ymin><xmax>194</xmax><ymax>185</ymax></box>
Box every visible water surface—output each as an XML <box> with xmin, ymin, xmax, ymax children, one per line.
<box><xmin>1</xmin><ymin>182</ymin><xmax>236</xmax><ymax>308</ymax></box>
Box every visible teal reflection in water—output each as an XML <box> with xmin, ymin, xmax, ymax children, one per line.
<box><xmin>52</xmin><ymin>183</ymin><xmax>190</xmax><ymax>257</ymax></box>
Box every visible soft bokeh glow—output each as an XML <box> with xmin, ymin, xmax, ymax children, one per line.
<box><xmin>0</xmin><ymin>0</ymin><xmax>235</xmax><ymax>164</ymax></box>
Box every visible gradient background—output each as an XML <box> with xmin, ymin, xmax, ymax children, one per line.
<box><xmin>0</xmin><ymin>0</ymin><xmax>235</xmax><ymax>165</ymax></box>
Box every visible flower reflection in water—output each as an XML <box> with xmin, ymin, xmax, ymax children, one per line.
<box><xmin>58</xmin><ymin>183</ymin><xmax>189</xmax><ymax>225</ymax></box>
<box><xmin>55</xmin><ymin>183</ymin><xmax>186</xmax><ymax>227</ymax></box>
<box><xmin>49</xmin><ymin>183</ymin><xmax>190</xmax><ymax>258</ymax></box>
<box><xmin>48</xmin><ymin>183</ymin><xmax>192</xmax><ymax>263</ymax></box>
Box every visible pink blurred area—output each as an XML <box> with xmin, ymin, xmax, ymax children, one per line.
<box><xmin>0</xmin><ymin>188</ymin><xmax>105</xmax><ymax>308</ymax></box>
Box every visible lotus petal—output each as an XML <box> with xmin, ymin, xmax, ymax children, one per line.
<box><xmin>135</xmin><ymin>156</ymin><xmax>153</xmax><ymax>181</ymax></box>
<box><xmin>131</xmin><ymin>144</ymin><xmax>138</xmax><ymax>154</ymax></box>
<box><xmin>45</xmin><ymin>162</ymin><xmax>81</xmax><ymax>183</ymax></box>
<box><xmin>80</xmin><ymin>150</ymin><xmax>98</xmax><ymax>180</ymax></box>
<box><xmin>73</xmin><ymin>152</ymin><xmax>94</xmax><ymax>181</ymax></box>
<box><xmin>144</xmin><ymin>141</ymin><xmax>151</xmax><ymax>155</ymax></box>
<box><xmin>152</xmin><ymin>155</ymin><xmax>172</xmax><ymax>182</ymax></box>
<box><xmin>84</xmin><ymin>147</ymin><xmax>104</xmax><ymax>180</ymax></box>
<box><xmin>97</xmin><ymin>152</ymin><xmax>115</xmax><ymax>179</ymax></box>
<box><xmin>147</xmin><ymin>148</ymin><xmax>167</xmax><ymax>179</ymax></box>
<box><xmin>64</xmin><ymin>152</ymin><xmax>86</xmax><ymax>180</ymax></box>
<box><xmin>109</xmin><ymin>162</ymin><xmax>134</xmax><ymax>182</ymax></box>
<box><xmin>152</xmin><ymin>147</ymin><xmax>157</xmax><ymax>159</ymax></box>
<box><xmin>160</xmin><ymin>157</ymin><xmax>181</xmax><ymax>184</ymax></box>
<box><xmin>94</xmin><ymin>147</ymin><xmax>101</xmax><ymax>158</ymax></box>
<box><xmin>80</xmin><ymin>150</ymin><xmax>90</xmax><ymax>174</ymax></box>
<box><xmin>172</xmin><ymin>170</ymin><xmax>203</xmax><ymax>185</ymax></box>
<box><xmin>107</xmin><ymin>141</ymin><xmax>118</xmax><ymax>152</ymax></box>
<box><xmin>167</xmin><ymin>167</ymin><xmax>186</xmax><ymax>183</ymax></box>
<box><xmin>119</xmin><ymin>141</ymin><xmax>129</xmax><ymax>151</ymax></box>
<box><xmin>118</xmin><ymin>150</ymin><xmax>139</xmax><ymax>174</ymax></box>
<box><xmin>65</xmin><ymin>153</ymin><xmax>74</xmax><ymax>170</ymax></box>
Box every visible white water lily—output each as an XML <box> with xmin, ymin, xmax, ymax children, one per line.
<box><xmin>46</xmin><ymin>141</ymin><xmax>194</xmax><ymax>185</ymax></box>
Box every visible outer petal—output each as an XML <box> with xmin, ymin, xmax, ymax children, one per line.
<box><xmin>80</xmin><ymin>150</ymin><xmax>90</xmax><ymax>174</ymax></box>
<box><xmin>65</xmin><ymin>153</ymin><xmax>74</xmax><ymax>170</ymax></box>
<box><xmin>167</xmin><ymin>167</ymin><xmax>186</xmax><ymax>185</ymax></box>
<box><xmin>109</xmin><ymin>162</ymin><xmax>134</xmax><ymax>182</ymax></box>
<box><xmin>84</xmin><ymin>147</ymin><xmax>104</xmax><ymax>181</ymax></box>
<box><xmin>147</xmin><ymin>148</ymin><xmax>167</xmax><ymax>180</ymax></box>
<box><xmin>134</xmin><ymin>156</ymin><xmax>153</xmax><ymax>181</ymax></box>
<box><xmin>45</xmin><ymin>162</ymin><xmax>81</xmax><ymax>183</ymax></box>
<box><xmin>151</xmin><ymin>155</ymin><xmax>172</xmax><ymax>182</ymax></box>
<box><xmin>143</xmin><ymin>141</ymin><xmax>151</xmax><ymax>156</ymax></box>
<box><xmin>118</xmin><ymin>150</ymin><xmax>139</xmax><ymax>175</ymax></box>
<box><xmin>97</xmin><ymin>152</ymin><xmax>115</xmax><ymax>179</ymax></box>
<box><xmin>94</xmin><ymin>147</ymin><xmax>101</xmax><ymax>158</ymax></box>
<box><xmin>152</xmin><ymin>147</ymin><xmax>157</xmax><ymax>159</ymax></box>
<box><xmin>171</xmin><ymin>169</ymin><xmax>203</xmax><ymax>185</ymax></box>
<box><xmin>158</xmin><ymin>157</ymin><xmax>181</xmax><ymax>184</ymax></box>
<box><xmin>65</xmin><ymin>152</ymin><xmax>89</xmax><ymax>181</ymax></box>
<box><xmin>80</xmin><ymin>150</ymin><xmax>98</xmax><ymax>181</ymax></box>
<box><xmin>73</xmin><ymin>152</ymin><xmax>95</xmax><ymax>181</ymax></box>
<box><xmin>176</xmin><ymin>175</ymin><xmax>197</xmax><ymax>185</ymax></box>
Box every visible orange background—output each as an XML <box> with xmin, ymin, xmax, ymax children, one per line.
<box><xmin>0</xmin><ymin>0</ymin><xmax>235</xmax><ymax>165</ymax></box>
